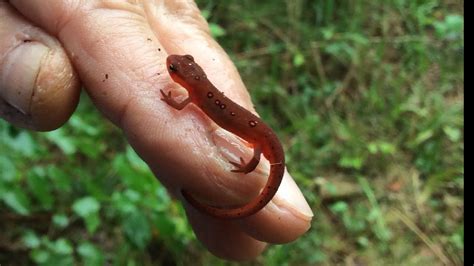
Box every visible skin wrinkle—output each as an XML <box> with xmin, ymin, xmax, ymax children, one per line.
<box><xmin>0</xmin><ymin>11</ymin><xmax>52</xmax><ymax>64</ymax></box>
<box><xmin>27</xmin><ymin>44</ymin><xmax>45</xmax><ymax>113</ymax></box>
<box><xmin>100</xmin><ymin>1</ymin><xmax>146</xmax><ymax>16</ymax></box>
<box><xmin>58</xmin><ymin>7</ymin><xmax>162</xmax><ymax>126</ymax></box>
<box><xmin>0</xmin><ymin>36</ymin><xmax>19</xmax><ymax>65</ymax></box>
<box><xmin>144</xmin><ymin>0</ymin><xmax>210</xmax><ymax>55</ymax></box>
<box><xmin>114</xmin><ymin>62</ymin><xmax>163</xmax><ymax>129</ymax></box>
<box><xmin>211</xmin><ymin>128</ymin><xmax>269</xmax><ymax>195</ymax></box>
<box><xmin>196</xmin><ymin>145</ymin><xmax>245</xmax><ymax>206</ymax></box>
<box><xmin>11</xmin><ymin>0</ymin><xmax>86</xmax><ymax>36</ymax></box>
<box><xmin>116</xmin><ymin>94</ymin><xmax>137</xmax><ymax>129</ymax></box>
<box><xmin>183</xmin><ymin>121</ymin><xmax>229</xmax><ymax>202</ymax></box>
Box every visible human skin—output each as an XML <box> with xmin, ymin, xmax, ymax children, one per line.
<box><xmin>0</xmin><ymin>0</ymin><xmax>313</xmax><ymax>261</ymax></box>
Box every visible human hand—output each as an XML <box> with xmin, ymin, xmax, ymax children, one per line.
<box><xmin>0</xmin><ymin>0</ymin><xmax>313</xmax><ymax>260</ymax></box>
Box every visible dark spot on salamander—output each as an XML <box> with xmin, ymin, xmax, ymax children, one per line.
<box><xmin>220</xmin><ymin>104</ymin><xmax>226</xmax><ymax>109</ymax></box>
<box><xmin>23</xmin><ymin>40</ymin><xmax>32</xmax><ymax>43</ymax></box>
<box><xmin>147</xmin><ymin>38</ymin><xmax>152</xmax><ymax>41</ymax></box>
<box><xmin>169</xmin><ymin>64</ymin><xmax>177</xmax><ymax>72</ymax></box>
<box><xmin>207</xmin><ymin>92</ymin><xmax>214</xmax><ymax>98</ymax></box>
<box><xmin>105</xmin><ymin>74</ymin><xmax>109</xmax><ymax>79</ymax></box>
<box><xmin>158</xmin><ymin>48</ymin><xmax>161</xmax><ymax>51</ymax></box>
<box><xmin>215</xmin><ymin>100</ymin><xmax>221</xmax><ymax>105</ymax></box>
<box><xmin>249</xmin><ymin>120</ymin><xmax>258</xmax><ymax>127</ymax></box>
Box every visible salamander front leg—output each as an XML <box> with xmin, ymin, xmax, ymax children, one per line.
<box><xmin>160</xmin><ymin>90</ymin><xmax>191</xmax><ymax>110</ymax></box>
<box><xmin>230</xmin><ymin>144</ymin><xmax>262</xmax><ymax>174</ymax></box>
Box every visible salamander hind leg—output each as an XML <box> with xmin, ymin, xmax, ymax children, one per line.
<box><xmin>230</xmin><ymin>144</ymin><xmax>262</xmax><ymax>174</ymax></box>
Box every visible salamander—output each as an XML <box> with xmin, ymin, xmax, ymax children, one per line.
<box><xmin>162</xmin><ymin>54</ymin><xmax>285</xmax><ymax>219</ymax></box>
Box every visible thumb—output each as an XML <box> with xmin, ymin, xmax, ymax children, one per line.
<box><xmin>0</xmin><ymin>2</ymin><xmax>80</xmax><ymax>131</ymax></box>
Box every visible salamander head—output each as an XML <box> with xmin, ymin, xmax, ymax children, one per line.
<box><xmin>167</xmin><ymin>55</ymin><xmax>206</xmax><ymax>90</ymax></box>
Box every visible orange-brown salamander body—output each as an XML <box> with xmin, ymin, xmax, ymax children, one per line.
<box><xmin>162</xmin><ymin>54</ymin><xmax>285</xmax><ymax>219</ymax></box>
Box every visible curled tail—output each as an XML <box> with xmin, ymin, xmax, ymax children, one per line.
<box><xmin>182</xmin><ymin>141</ymin><xmax>285</xmax><ymax>219</ymax></box>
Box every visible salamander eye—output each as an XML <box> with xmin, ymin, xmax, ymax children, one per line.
<box><xmin>184</xmin><ymin>54</ymin><xmax>194</xmax><ymax>61</ymax></box>
<box><xmin>169</xmin><ymin>63</ymin><xmax>177</xmax><ymax>72</ymax></box>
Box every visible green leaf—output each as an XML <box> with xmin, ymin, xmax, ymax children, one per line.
<box><xmin>153</xmin><ymin>215</ymin><xmax>176</xmax><ymax>237</ymax></box>
<box><xmin>414</xmin><ymin>129</ymin><xmax>433</xmax><ymax>145</ymax></box>
<box><xmin>77</xmin><ymin>242</ymin><xmax>105</xmax><ymax>266</ymax></box>
<box><xmin>32</xmin><ymin>237</ymin><xmax>75</xmax><ymax>266</ymax></box>
<box><xmin>357</xmin><ymin>236</ymin><xmax>369</xmax><ymax>247</ymax></box>
<box><xmin>209</xmin><ymin>23</ymin><xmax>226</xmax><ymax>38</ymax></box>
<box><xmin>84</xmin><ymin>213</ymin><xmax>101</xmax><ymax>234</ymax></box>
<box><xmin>72</xmin><ymin>197</ymin><xmax>100</xmax><ymax>217</ymax></box>
<box><xmin>357</xmin><ymin>176</ymin><xmax>392</xmax><ymax>241</ymax></box>
<box><xmin>338</xmin><ymin>156</ymin><xmax>364</xmax><ymax>170</ymax></box>
<box><xmin>324</xmin><ymin>182</ymin><xmax>338</xmax><ymax>195</ymax></box>
<box><xmin>52</xmin><ymin>214</ymin><xmax>69</xmax><ymax>229</ymax></box>
<box><xmin>444</xmin><ymin>126</ymin><xmax>462</xmax><ymax>142</ymax></box>
<box><xmin>124</xmin><ymin>189</ymin><xmax>141</xmax><ymax>202</ymax></box>
<box><xmin>0</xmin><ymin>157</ymin><xmax>16</xmax><ymax>182</ymax></box>
<box><xmin>126</xmin><ymin>146</ymin><xmax>148</xmax><ymax>171</ymax></box>
<box><xmin>330</xmin><ymin>201</ymin><xmax>348</xmax><ymax>213</ymax></box>
<box><xmin>1</xmin><ymin>189</ymin><xmax>31</xmax><ymax>215</ymax></box>
<box><xmin>22</xmin><ymin>230</ymin><xmax>41</xmax><ymax>248</ymax></box>
<box><xmin>201</xmin><ymin>10</ymin><xmax>210</xmax><ymax>20</ymax></box>
<box><xmin>51</xmin><ymin>238</ymin><xmax>73</xmax><ymax>255</ymax></box>
<box><xmin>27</xmin><ymin>168</ymin><xmax>54</xmax><ymax>209</ymax></box>
<box><xmin>378</xmin><ymin>142</ymin><xmax>396</xmax><ymax>155</ymax></box>
<box><xmin>434</xmin><ymin>14</ymin><xmax>464</xmax><ymax>39</ymax></box>
<box><xmin>31</xmin><ymin>249</ymin><xmax>51</xmax><ymax>264</ymax></box>
<box><xmin>47</xmin><ymin>166</ymin><xmax>72</xmax><ymax>193</ymax></box>
<box><xmin>111</xmin><ymin>191</ymin><xmax>138</xmax><ymax>215</ymax></box>
<box><xmin>123</xmin><ymin>211</ymin><xmax>151</xmax><ymax>250</ymax></box>
<box><xmin>9</xmin><ymin>131</ymin><xmax>36</xmax><ymax>156</ymax></box>
<box><xmin>45</xmin><ymin>129</ymin><xmax>77</xmax><ymax>155</ymax></box>
<box><xmin>69</xmin><ymin>116</ymin><xmax>100</xmax><ymax>136</ymax></box>
<box><xmin>325</xmin><ymin>42</ymin><xmax>354</xmax><ymax>60</ymax></box>
<box><xmin>293</xmin><ymin>52</ymin><xmax>305</xmax><ymax>67</ymax></box>
<box><xmin>347</xmin><ymin>33</ymin><xmax>369</xmax><ymax>46</ymax></box>
<box><xmin>321</xmin><ymin>27</ymin><xmax>335</xmax><ymax>40</ymax></box>
<box><xmin>72</xmin><ymin>197</ymin><xmax>101</xmax><ymax>234</ymax></box>
<box><xmin>368</xmin><ymin>142</ymin><xmax>378</xmax><ymax>154</ymax></box>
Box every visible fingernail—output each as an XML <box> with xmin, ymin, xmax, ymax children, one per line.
<box><xmin>276</xmin><ymin>170</ymin><xmax>314</xmax><ymax>219</ymax></box>
<box><xmin>212</xmin><ymin>128</ymin><xmax>314</xmax><ymax>219</ymax></box>
<box><xmin>0</xmin><ymin>42</ymin><xmax>49</xmax><ymax>114</ymax></box>
<box><xmin>212</xmin><ymin>127</ymin><xmax>254</xmax><ymax>170</ymax></box>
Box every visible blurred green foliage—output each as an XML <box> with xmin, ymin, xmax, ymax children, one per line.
<box><xmin>1</xmin><ymin>0</ymin><xmax>463</xmax><ymax>265</ymax></box>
